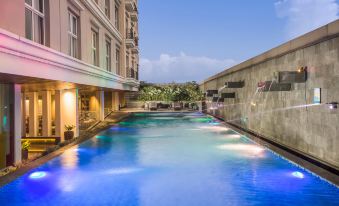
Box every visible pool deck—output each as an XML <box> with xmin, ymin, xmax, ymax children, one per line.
<box><xmin>0</xmin><ymin>110</ymin><xmax>338</xmax><ymax>187</ymax></box>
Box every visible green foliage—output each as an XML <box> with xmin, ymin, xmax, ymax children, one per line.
<box><xmin>64</xmin><ymin>124</ymin><xmax>75</xmax><ymax>131</ymax></box>
<box><xmin>22</xmin><ymin>140</ymin><xmax>31</xmax><ymax>151</ymax></box>
<box><xmin>138</xmin><ymin>81</ymin><xmax>204</xmax><ymax>102</ymax></box>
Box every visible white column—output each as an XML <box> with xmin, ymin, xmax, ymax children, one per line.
<box><xmin>111</xmin><ymin>91</ymin><xmax>115</xmax><ymax>111</ymax></box>
<box><xmin>27</xmin><ymin>92</ymin><xmax>37</xmax><ymax>137</ymax></box>
<box><xmin>55</xmin><ymin>89</ymin><xmax>79</xmax><ymax>141</ymax></box>
<box><xmin>21</xmin><ymin>93</ymin><xmax>26</xmax><ymax>137</ymax></box>
<box><xmin>55</xmin><ymin>90</ymin><xmax>61</xmax><ymax>138</ymax></box>
<box><xmin>115</xmin><ymin>92</ymin><xmax>120</xmax><ymax>111</ymax></box>
<box><xmin>13</xmin><ymin>84</ymin><xmax>22</xmax><ymax>164</ymax></box>
<box><xmin>97</xmin><ymin>91</ymin><xmax>105</xmax><ymax>121</ymax></box>
<box><xmin>42</xmin><ymin>91</ymin><xmax>51</xmax><ymax>136</ymax></box>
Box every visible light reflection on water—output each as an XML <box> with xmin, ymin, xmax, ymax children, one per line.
<box><xmin>0</xmin><ymin>112</ymin><xmax>338</xmax><ymax>206</ymax></box>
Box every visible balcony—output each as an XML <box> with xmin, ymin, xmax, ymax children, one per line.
<box><xmin>125</xmin><ymin>32</ymin><xmax>136</xmax><ymax>48</ymax></box>
<box><xmin>125</xmin><ymin>0</ymin><xmax>136</xmax><ymax>12</ymax></box>
<box><xmin>125</xmin><ymin>67</ymin><xmax>139</xmax><ymax>87</ymax></box>
<box><xmin>126</xmin><ymin>67</ymin><xmax>139</xmax><ymax>80</ymax></box>
<box><xmin>130</xmin><ymin>11</ymin><xmax>138</xmax><ymax>22</ymax></box>
<box><xmin>132</xmin><ymin>46</ymin><xmax>139</xmax><ymax>54</ymax></box>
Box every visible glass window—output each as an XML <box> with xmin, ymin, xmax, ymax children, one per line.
<box><xmin>25</xmin><ymin>0</ymin><xmax>32</xmax><ymax>6</ymax></box>
<box><xmin>105</xmin><ymin>0</ymin><xmax>110</xmax><ymax>18</ymax></box>
<box><xmin>115</xmin><ymin>6</ymin><xmax>119</xmax><ymax>30</ymax></box>
<box><xmin>25</xmin><ymin>8</ymin><xmax>33</xmax><ymax>40</ymax></box>
<box><xmin>105</xmin><ymin>39</ymin><xmax>111</xmax><ymax>72</ymax></box>
<box><xmin>68</xmin><ymin>12</ymin><xmax>79</xmax><ymax>58</ymax></box>
<box><xmin>116</xmin><ymin>48</ymin><xmax>120</xmax><ymax>75</ymax></box>
<box><xmin>91</xmin><ymin>30</ymin><xmax>98</xmax><ymax>66</ymax></box>
<box><xmin>34</xmin><ymin>0</ymin><xmax>44</xmax><ymax>13</ymax></box>
<box><xmin>25</xmin><ymin>0</ymin><xmax>45</xmax><ymax>45</ymax></box>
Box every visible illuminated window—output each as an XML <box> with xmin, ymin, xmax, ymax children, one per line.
<box><xmin>68</xmin><ymin>12</ymin><xmax>79</xmax><ymax>58</ymax></box>
<box><xmin>25</xmin><ymin>0</ymin><xmax>45</xmax><ymax>45</ymax></box>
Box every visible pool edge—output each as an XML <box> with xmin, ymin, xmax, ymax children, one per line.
<box><xmin>207</xmin><ymin>114</ymin><xmax>339</xmax><ymax>187</ymax></box>
<box><xmin>0</xmin><ymin>113</ymin><xmax>133</xmax><ymax>187</ymax></box>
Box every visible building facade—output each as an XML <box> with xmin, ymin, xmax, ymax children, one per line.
<box><xmin>0</xmin><ymin>0</ymin><xmax>139</xmax><ymax>169</ymax></box>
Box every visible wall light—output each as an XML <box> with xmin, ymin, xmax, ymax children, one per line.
<box><xmin>297</xmin><ymin>66</ymin><xmax>307</xmax><ymax>73</ymax></box>
<box><xmin>326</xmin><ymin>102</ymin><xmax>338</xmax><ymax>110</ymax></box>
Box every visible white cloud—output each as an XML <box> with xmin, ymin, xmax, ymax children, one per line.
<box><xmin>275</xmin><ymin>0</ymin><xmax>339</xmax><ymax>39</ymax></box>
<box><xmin>140</xmin><ymin>52</ymin><xmax>236</xmax><ymax>83</ymax></box>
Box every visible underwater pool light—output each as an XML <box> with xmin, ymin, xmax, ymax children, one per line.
<box><xmin>292</xmin><ymin>171</ymin><xmax>304</xmax><ymax>179</ymax></box>
<box><xmin>209</xmin><ymin>121</ymin><xmax>221</xmax><ymax>125</ymax></box>
<box><xmin>29</xmin><ymin>171</ymin><xmax>47</xmax><ymax>179</ymax></box>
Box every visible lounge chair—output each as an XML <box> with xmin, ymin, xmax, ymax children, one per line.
<box><xmin>173</xmin><ymin>102</ymin><xmax>182</xmax><ymax>111</ymax></box>
<box><xmin>149</xmin><ymin>102</ymin><xmax>158</xmax><ymax>111</ymax></box>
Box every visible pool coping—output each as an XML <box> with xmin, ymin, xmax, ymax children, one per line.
<box><xmin>209</xmin><ymin>116</ymin><xmax>339</xmax><ymax>187</ymax></box>
<box><xmin>0</xmin><ymin>112</ymin><xmax>132</xmax><ymax>187</ymax></box>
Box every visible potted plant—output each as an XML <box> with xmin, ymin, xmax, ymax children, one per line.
<box><xmin>64</xmin><ymin>125</ymin><xmax>75</xmax><ymax>140</ymax></box>
<box><xmin>21</xmin><ymin>140</ymin><xmax>30</xmax><ymax>160</ymax></box>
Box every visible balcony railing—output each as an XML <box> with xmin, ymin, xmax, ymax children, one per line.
<box><xmin>125</xmin><ymin>0</ymin><xmax>136</xmax><ymax>12</ymax></box>
<box><xmin>126</xmin><ymin>32</ymin><xmax>138</xmax><ymax>48</ymax></box>
<box><xmin>126</xmin><ymin>67</ymin><xmax>138</xmax><ymax>80</ymax></box>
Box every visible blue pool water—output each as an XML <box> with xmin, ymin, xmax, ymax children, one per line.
<box><xmin>0</xmin><ymin>112</ymin><xmax>338</xmax><ymax>205</ymax></box>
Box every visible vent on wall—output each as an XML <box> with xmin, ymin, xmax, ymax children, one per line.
<box><xmin>261</xmin><ymin>81</ymin><xmax>291</xmax><ymax>92</ymax></box>
<box><xmin>221</xmin><ymin>92</ymin><xmax>236</xmax><ymax>98</ymax></box>
<box><xmin>206</xmin><ymin>90</ymin><xmax>218</xmax><ymax>97</ymax></box>
<box><xmin>278</xmin><ymin>70</ymin><xmax>307</xmax><ymax>83</ymax></box>
<box><xmin>225</xmin><ymin>81</ymin><xmax>245</xmax><ymax>88</ymax></box>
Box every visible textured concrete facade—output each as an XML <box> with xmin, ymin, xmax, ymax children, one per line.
<box><xmin>201</xmin><ymin>20</ymin><xmax>339</xmax><ymax>169</ymax></box>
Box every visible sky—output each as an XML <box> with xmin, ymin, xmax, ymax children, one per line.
<box><xmin>138</xmin><ymin>0</ymin><xmax>339</xmax><ymax>83</ymax></box>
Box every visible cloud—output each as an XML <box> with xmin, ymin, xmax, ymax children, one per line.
<box><xmin>275</xmin><ymin>0</ymin><xmax>339</xmax><ymax>39</ymax></box>
<box><xmin>139</xmin><ymin>52</ymin><xmax>236</xmax><ymax>83</ymax></box>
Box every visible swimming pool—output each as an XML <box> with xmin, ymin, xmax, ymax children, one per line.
<box><xmin>0</xmin><ymin>112</ymin><xmax>338</xmax><ymax>205</ymax></box>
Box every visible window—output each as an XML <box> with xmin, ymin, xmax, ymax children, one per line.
<box><xmin>125</xmin><ymin>18</ymin><xmax>128</xmax><ymax>36</ymax></box>
<box><xmin>114</xmin><ymin>5</ymin><xmax>119</xmax><ymax>30</ymax></box>
<box><xmin>105</xmin><ymin>38</ymin><xmax>111</xmax><ymax>72</ymax></box>
<box><xmin>105</xmin><ymin>0</ymin><xmax>110</xmax><ymax>18</ymax></box>
<box><xmin>91</xmin><ymin>29</ymin><xmax>99</xmax><ymax>66</ymax></box>
<box><xmin>25</xmin><ymin>0</ymin><xmax>45</xmax><ymax>45</ymax></box>
<box><xmin>68</xmin><ymin>12</ymin><xmax>79</xmax><ymax>58</ymax></box>
<box><xmin>116</xmin><ymin>48</ymin><xmax>120</xmax><ymax>75</ymax></box>
<box><xmin>126</xmin><ymin>55</ymin><xmax>129</xmax><ymax>68</ymax></box>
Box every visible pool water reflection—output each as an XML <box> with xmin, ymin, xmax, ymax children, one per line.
<box><xmin>0</xmin><ymin>112</ymin><xmax>338</xmax><ymax>206</ymax></box>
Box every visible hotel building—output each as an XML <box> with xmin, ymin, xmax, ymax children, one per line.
<box><xmin>0</xmin><ymin>0</ymin><xmax>139</xmax><ymax>169</ymax></box>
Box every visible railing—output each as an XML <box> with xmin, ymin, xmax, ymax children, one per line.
<box><xmin>79</xmin><ymin>111</ymin><xmax>98</xmax><ymax>131</ymax></box>
<box><xmin>104</xmin><ymin>108</ymin><xmax>113</xmax><ymax>117</ymax></box>
<box><xmin>126</xmin><ymin>32</ymin><xmax>138</xmax><ymax>46</ymax></box>
<box><xmin>127</xmin><ymin>32</ymin><xmax>134</xmax><ymax>39</ymax></box>
<box><xmin>126</xmin><ymin>67</ymin><xmax>138</xmax><ymax>80</ymax></box>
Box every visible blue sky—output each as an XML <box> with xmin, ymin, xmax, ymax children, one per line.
<box><xmin>139</xmin><ymin>0</ymin><xmax>339</xmax><ymax>83</ymax></box>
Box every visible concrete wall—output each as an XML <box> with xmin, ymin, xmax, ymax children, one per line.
<box><xmin>201</xmin><ymin>20</ymin><xmax>339</xmax><ymax>169</ymax></box>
